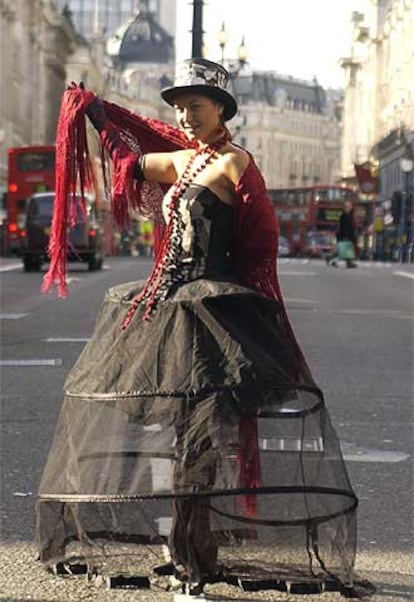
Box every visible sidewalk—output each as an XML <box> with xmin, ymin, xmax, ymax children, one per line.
<box><xmin>0</xmin><ymin>256</ymin><xmax>22</xmax><ymax>272</ymax></box>
<box><xmin>0</xmin><ymin>542</ymin><xmax>413</xmax><ymax>601</ymax></box>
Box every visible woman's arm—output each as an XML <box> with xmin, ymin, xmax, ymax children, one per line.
<box><xmin>142</xmin><ymin>152</ymin><xmax>178</xmax><ymax>184</ymax></box>
<box><xmin>142</xmin><ymin>145</ymin><xmax>249</xmax><ymax>189</ymax></box>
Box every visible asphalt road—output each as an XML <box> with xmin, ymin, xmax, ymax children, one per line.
<box><xmin>0</xmin><ymin>256</ymin><xmax>413</xmax><ymax>602</ymax></box>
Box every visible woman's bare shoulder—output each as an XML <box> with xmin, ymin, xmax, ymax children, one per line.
<box><xmin>172</xmin><ymin>148</ymin><xmax>193</xmax><ymax>159</ymax></box>
<box><xmin>171</xmin><ymin>148</ymin><xmax>193</xmax><ymax>167</ymax></box>
<box><xmin>221</xmin><ymin>144</ymin><xmax>250</xmax><ymax>184</ymax></box>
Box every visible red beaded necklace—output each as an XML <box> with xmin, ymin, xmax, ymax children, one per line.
<box><xmin>121</xmin><ymin>129</ymin><xmax>230</xmax><ymax>328</ymax></box>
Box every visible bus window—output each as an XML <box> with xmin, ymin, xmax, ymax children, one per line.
<box><xmin>314</xmin><ymin>187</ymin><xmax>357</xmax><ymax>202</ymax></box>
<box><xmin>17</xmin><ymin>151</ymin><xmax>55</xmax><ymax>172</ymax></box>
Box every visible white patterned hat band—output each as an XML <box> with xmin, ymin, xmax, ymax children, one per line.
<box><xmin>174</xmin><ymin>61</ymin><xmax>229</xmax><ymax>89</ymax></box>
<box><xmin>161</xmin><ymin>58</ymin><xmax>238</xmax><ymax>121</ymax></box>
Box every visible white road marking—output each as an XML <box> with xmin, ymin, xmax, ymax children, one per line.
<box><xmin>45</xmin><ymin>337</ymin><xmax>89</xmax><ymax>343</ymax></box>
<box><xmin>0</xmin><ymin>313</ymin><xmax>28</xmax><ymax>319</ymax></box>
<box><xmin>66</xmin><ymin>277</ymin><xmax>81</xmax><ymax>283</ymax></box>
<box><xmin>343</xmin><ymin>449</ymin><xmax>410</xmax><ymax>463</ymax></box>
<box><xmin>285</xmin><ymin>297</ymin><xmax>316</xmax><ymax>303</ymax></box>
<box><xmin>341</xmin><ymin>441</ymin><xmax>409</xmax><ymax>463</ymax></box>
<box><xmin>0</xmin><ymin>359</ymin><xmax>62</xmax><ymax>366</ymax></box>
<box><xmin>362</xmin><ymin>262</ymin><xmax>393</xmax><ymax>267</ymax></box>
<box><xmin>278</xmin><ymin>258</ymin><xmax>396</xmax><ymax>268</ymax></box>
<box><xmin>143</xmin><ymin>424</ymin><xmax>162</xmax><ymax>431</ymax></box>
<box><xmin>142</xmin><ymin>424</ymin><xmax>173</xmax><ymax>493</ymax></box>
<box><xmin>150</xmin><ymin>458</ymin><xmax>172</xmax><ymax>491</ymax></box>
<box><xmin>156</xmin><ymin>517</ymin><xmax>173</xmax><ymax>536</ymax></box>
<box><xmin>260</xmin><ymin>437</ymin><xmax>324</xmax><ymax>452</ymax></box>
<box><xmin>0</xmin><ymin>263</ymin><xmax>21</xmax><ymax>272</ymax></box>
<box><xmin>338</xmin><ymin>308</ymin><xmax>399</xmax><ymax>314</ymax></box>
<box><xmin>258</xmin><ymin>437</ymin><xmax>408</xmax><ymax>463</ymax></box>
<box><xmin>393</xmin><ymin>270</ymin><xmax>414</xmax><ymax>280</ymax></box>
<box><xmin>174</xmin><ymin>595</ymin><xmax>205</xmax><ymax>601</ymax></box>
<box><xmin>278</xmin><ymin>258</ymin><xmax>310</xmax><ymax>264</ymax></box>
<box><xmin>336</xmin><ymin>309</ymin><xmax>412</xmax><ymax>319</ymax></box>
<box><xmin>279</xmin><ymin>271</ymin><xmax>316</xmax><ymax>276</ymax></box>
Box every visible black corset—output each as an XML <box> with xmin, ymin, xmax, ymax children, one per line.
<box><xmin>179</xmin><ymin>184</ymin><xmax>234</xmax><ymax>278</ymax></box>
<box><xmin>152</xmin><ymin>184</ymin><xmax>235</xmax><ymax>304</ymax></box>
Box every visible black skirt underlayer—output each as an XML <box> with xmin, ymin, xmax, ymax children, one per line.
<box><xmin>37</xmin><ymin>278</ymin><xmax>358</xmax><ymax>589</ymax></box>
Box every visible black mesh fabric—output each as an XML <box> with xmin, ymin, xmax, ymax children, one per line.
<box><xmin>37</xmin><ymin>279</ymin><xmax>357</xmax><ymax>588</ymax></box>
<box><xmin>37</xmin><ymin>188</ymin><xmax>359</xmax><ymax>592</ymax></box>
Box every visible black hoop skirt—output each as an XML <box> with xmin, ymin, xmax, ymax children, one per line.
<box><xmin>36</xmin><ymin>277</ymin><xmax>357</xmax><ymax>588</ymax></box>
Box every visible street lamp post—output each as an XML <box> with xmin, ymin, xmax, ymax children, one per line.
<box><xmin>191</xmin><ymin>0</ymin><xmax>204</xmax><ymax>58</ymax></box>
<box><xmin>215</xmin><ymin>23</ymin><xmax>249</xmax><ymax>139</ymax></box>
<box><xmin>216</xmin><ymin>22</ymin><xmax>247</xmax><ymax>74</ymax></box>
<box><xmin>218</xmin><ymin>22</ymin><xmax>227</xmax><ymax>65</ymax></box>
<box><xmin>237</xmin><ymin>36</ymin><xmax>248</xmax><ymax>67</ymax></box>
<box><xmin>399</xmin><ymin>156</ymin><xmax>414</xmax><ymax>263</ymax></box>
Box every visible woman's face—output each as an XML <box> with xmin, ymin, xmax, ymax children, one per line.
<box><xmin>173</xmin><ymin>93</ymin><xmax>223</xmax><ymax>143</ymax></box>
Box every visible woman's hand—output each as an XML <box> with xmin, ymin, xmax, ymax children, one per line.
<box><xmin>66</xmin><ymin>81</ymin><xmax>97</xmax><ymax>103</ymax></box>
<box><xmin>64</xmin><ymin>81</ymin><xmax>97</xmax><ymax>109</ymax></box>
<box><xmin>66</xmin><ymin>81</ymin><xmax>86</xmax><ymax>91</ymax></box>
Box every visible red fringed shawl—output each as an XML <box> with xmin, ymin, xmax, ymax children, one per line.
<box><xmin>43</xmin><ymin>88</ymin><xmax>312</xmax><ymax>515</ymax></box>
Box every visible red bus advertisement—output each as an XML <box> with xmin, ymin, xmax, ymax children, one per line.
<box><xmin>6</xmin><ymin>145</ymin><xmax>55</xmax><ymax>254</ymax></box>
<box><xmin>268</xmin><ymin>185</ymin><xmax>372</xmax><ymax>257</ymax></box>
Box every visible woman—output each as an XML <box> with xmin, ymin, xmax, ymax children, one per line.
<box><xmin>37</xmin><ymin>59</ymin><xmax>364</xmax><ymax>596</ymax></box>
<box><xmin>326</xmin><ymin>201</ymin><xmax>358</xmax><ymax>268</ymax></box>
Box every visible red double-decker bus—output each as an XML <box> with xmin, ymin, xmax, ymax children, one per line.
<box><xmin>268</xmin><ymin>185</ymin><xmax>368</xmax><ymax>256</ymax></box>
<box><xmin>5</xmin><ymin>145</ymin><xmax>55</xmax><ymax>254</ymax></box>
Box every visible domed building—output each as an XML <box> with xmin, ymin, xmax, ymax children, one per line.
<box><xmin>107</xmin><ymin>2</ymin><xmax>174</xmax><ymax>66</ymax></box>
<box><xmin>105</xmin><ymin>0</ymin><xmax>174</xmax><ymax>117</ymax></box>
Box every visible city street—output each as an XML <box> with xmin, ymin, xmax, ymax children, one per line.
<box><xmin>0</xmin><ymin>256</ymin><xmax>413</xmax><ymax>601</ymax></box>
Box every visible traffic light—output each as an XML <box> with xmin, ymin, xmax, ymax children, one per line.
<box><xmin>391</xmin><ymin>191</ymin><xmax>402</xmax><ymax>223</ymax></box>
<box><xmin>406</xmin><ymin>193</ymin><xmax>413</xmax><ymax>223</ymax></box>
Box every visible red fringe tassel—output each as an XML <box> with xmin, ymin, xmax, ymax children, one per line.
<box><xmin>238</xmin><ymin>416</ymin><xmax>261</xmax><ymax>517</ymax></box>
<box><xmin>41</xmin><ymin>89</ymin><xmax>94</xmax><ymax>297</ymax></box>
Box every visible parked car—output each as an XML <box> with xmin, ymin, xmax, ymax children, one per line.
<box><xmin>278</xmin><ymin>235</ymin><xmax>291</xmax><ymax>257</ymax></box>
<box><xmin>303</xmin><ymin>231</ymin><xmax>336</xmax><ymax>258</ymax></box>
<box><xmin>21</xmin><ymin>192</ymin><xmax>104</xmax><ymax>272</ymax></box>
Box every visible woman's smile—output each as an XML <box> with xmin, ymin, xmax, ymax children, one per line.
<box><xmin>183</xmin><ymin>123</ymin><xmax>200</xmax><ymax>134</ymax></box>
<box><xmin>173</xmin><ymin>93</ymin><xmax>223</xmax><ymax>142</ymax></box>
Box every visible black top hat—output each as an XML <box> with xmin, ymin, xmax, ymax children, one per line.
<box><xmin>161</xmin><ymin>58</ymin><xmax>238</xmax><ymax>121</ymax></box>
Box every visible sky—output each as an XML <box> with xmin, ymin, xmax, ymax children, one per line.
<box><xmin>175</xmin><ymin>0</ymin><xmax>370</xmax><ymax>89</ymax></box>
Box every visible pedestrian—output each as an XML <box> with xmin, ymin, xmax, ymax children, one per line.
<box><xmin>36</xmin><ymin>59</ymin><xmax>369</xmax><ymax>597</ymax></box>
<box><xmin>326</xmin><ymin>200</ymin><xmax>358</xmax><ymax>267</ymax></box>
<box><xmin>141</xmin><ymin>218</ymin><xmax>154</xmax><ymax>257</ymax></box>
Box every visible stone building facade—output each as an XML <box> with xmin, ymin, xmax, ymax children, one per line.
<box><xmin>340</xmin><ymin>0</ymin><xmax>414</xmax><ymax>191</ymax></box>
<box><xmin>0</xmin><ymin>1</ymin><xmax>342</xmax><ymax>195</ymax></box>
<box><xmin>340</xmin><ymin>0</ymin><xmax>414</xmax><ymax>260</ymax></box>
<box><xmin>232</xmin><ymin>73</ymin><xmax>342</xmax><ymax>188</ymax></box>
<box><xmin>0</xmin><ymin>0</ymin><xmax>80</xmax><ymax>184</ymax></box>
<box><xmin>52</xmin><ymin>0</ymin><xmax>177</xmax><ymax>40</ymax></box>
